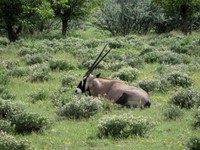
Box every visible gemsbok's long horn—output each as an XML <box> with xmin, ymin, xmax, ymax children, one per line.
<box><xmin>84</xmin><ymin>44</ymin><xmax>112</xmax><ymax>77</ymax></box>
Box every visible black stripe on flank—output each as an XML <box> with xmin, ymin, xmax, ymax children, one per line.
<box><xmin>116</xmin><ymin>93</ymin><xmax>128</xmax><ymax>105</ymax></box>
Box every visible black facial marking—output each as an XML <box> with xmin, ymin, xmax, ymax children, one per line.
<box><xmin>96</xmin><ymin>73</ymin><xmax>101</xmax><ymax>78</ymax></box>
<box><xmin>116</xmin><ymin>93</ymin><xmax>129</xmax><ymax>105</ymax></box>
<box><xmin>144</xmin><ymin>101</ymin><xmax>151</xmax><ymax>108</ymax></box>
<box><xmin>77</xmin><ymin>77</ymin><xmax>87</xmax><ymax>93</ymax></box>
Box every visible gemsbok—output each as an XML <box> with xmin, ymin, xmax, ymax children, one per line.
<box><xmin>75</xmin><ymin>45</ymin><xmax>151</xmax><ymax>108</ymax></box>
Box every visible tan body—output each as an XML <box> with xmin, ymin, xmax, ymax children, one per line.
<box><xmin>87</xmin><ymin>75</ymin><xmax>150</xmax><ymax>108</ymax></box>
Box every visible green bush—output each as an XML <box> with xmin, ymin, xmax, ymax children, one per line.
<box><xmin>80</xmin><ymin>58</ymin><xmax>104</xmax><ymax>69</ymax></box>
<box><xmin>49</xmin><ymin>60</ymin><xmax>75</xmax><ymax>71</ymax></box>
<box><xmin>0</xmin><ymin>64</ymin><xmax>9</xmax><ymax>85</ymax></box>
<box><xmin>140</xmin><ymin>47</ymin><xmax>154</xmax><ymax>56</ymax></box>
<box><xmin>27</xmin><ymin>64</ymin><xmax>51</xmax><ymax>82</ymax></box>
<box><xmin>18</xmin><ymin>47</ymin><xmax>38</xmax><ymax>57</ymax></box>
<box><xmin>99</xmin><ymin>0</ymin><xmax>154</xmax><ymax>35</ymax></box>
<box><xmin>106</xmin><ymin>61</ymin><xmax>125</xmax><ymax>71</ymax></box>
<box><xmin>187</xmin><ymin>136</ymin><xmax>200</xmax><ymax>150</ymax></box>
<box><xmin>98</xmin><ymin>114</ymin><xmax>155</xmax><ymax>138</ymax></box>
<box><xmin>170</xmin><ymin>43</ymin><xmax>189</xmax><ymax>54</ymax></box>
<box><xmin>11</xmin><ymin>111</ymin><xmax>49</xmax><ymax>133</ymax></box>
<box><xmin>50</xmin><ymin>87</ymin><xmax>72</xmax><ymax>106</ymax></box>
<box><xmin>144</xmin><ymin>51</ymin><xmax>159</xmax><ymax>63</ymax></box>
<box><xmin>23</xmin><ymin>54</ymin><xmax>49</xmax><ymax>65</ymax></box>
<box><xmin>169</xmin><ymin>88</ymin><xmax>198</xmax><ymax>109</ymax></box>
<box><xmin>0</xmin><ymin>86</ymin><xmax>15</xmax><ymax>100</ymax></box>
<box><xmin>3</xmin><ymin>60</ymin><xmax>19</xmax><ymax>70</ymax></box>
<box><xmin>138</xmin><ymin>79</ymin><xmax>161</xmax><ymax>92</ymax></box>
<box><xmin>166</xmin><ymin>72</ymin><xmax>192</xmax><ymax>87</ymax></box>
<box><xmin>144</xmin><ymin>51</ymin><xmax>190</xmax><ymax>65</ymax></box>
<box><xmin>0</xmin><ymin>37</ymin><xmax>9</xmax><ymax>45</ymax></box>
<box><xmin>126</xmin><ymin>58</ymin><xmax>144</xmax><ymax>68</ymax></box>
<box><xmin>0</xmin><ymin>99</ymin><xmax>24</xmax><ymax>119</ymax></box>
<box><xmin>100</xmin><ymin>99</ymin><xmax>121</xmax><ymax>112</ymax></box>
<box><xmin>0</xmin><ymin>120</ymin><xmax>14</xmax><ymax>133</ymax></box>
<box><xmin>111</xmin><ymin>66</ymin><xmax>139</xmax><ymax>82</ymax></box>
<box><xmin>0</xmin><ymin>131</ymin><xmax>29</xmax><ymax>150</ymax></box>
<box><xmin>83</xmin><ymin>39</ymin><xmax>102</xmax><ymax>48</ymax></box>
<box><xmin>8</xmin><ymin>67</ymin><xmax>30</xmax><ymax>77</ymax></box>
<box><xmin>61</xmin><ymin>74</ymin><xmax>77</xmax><ymax>87</ymax></box>
<box><xmin>108</xmin><ymin>40</ymin><xmax>123</xmax><ymax>49</ymax></box>
<box><xmin>28</xmin><ymin>89</ymin><xmax>48</xmax><ymax>103</ymax></box>
<box><xmin>162</xmin><ymin>105</ymin><xmax>183</xmax><ymax>120</ymax></box>
<box><xmin>192</xmin><ymin>108</ymin><xmax>200</xmax><ymax>128</ymax></box>
<box><xmin>57</xmin><ymin>96</ymin><xmax>102</xmax><ymax>119</ymax></box>
<box><xmin>158</xmin><ymin>51</ymin><xmax>182</xmax><ymax>65</ymax></box>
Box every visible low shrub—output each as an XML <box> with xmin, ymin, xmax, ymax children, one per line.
<box><xmin>154</xmin><ymin>64</ymin><xmax>170</xmax><ymax>75</ymax></box>
<box><xmin>158</xmin><ymin>51</ymin><xmax>182</xmax><ymax>65</ymax></box>
<box><xmin>126</xmin><ymin>58</ymin><xmax>144</xmax><ymax>68</ymax></box>
<box><xmin>49</xmin><ymin>60</ymin><xmax>75</xmax><ymax>71</ymax></box>
<box><xmin>111</xmin><ymin>66</ymin><xmax>139</xmax><ymax>82</ymax></box>
<box><xmin>108</xmin><ymin>40</ymin><xmax>124</xmax><ymax>49</ymax></box>
<box><xmin>18</xmin><ymin>47</ymin><xmax>38</xmax><ymax>56</ymax></box>
<box><xmin>28</xmin><ymin>89</ymin><xmax>48</xmax><ymax>103</ymax></box>
<box><xmin>166</xmin><ymin>72</ymin><xmax>192</xmax><ymax>87</ymax></box>
<box><xmin>192</xmin><ymin>108</ymin><xmax>200</xmax><ymax>128</ymax></box>
<box><xmin>0</xmin><ymin>64</ymin><xmax>9</xmax><ymax>85</ymax></box>
<box><xmin>61</xmin><ymin>74</ymin><xmax>77</xmax><ymax>87</ymax></box>
<box><xmin>8</xmin><ymin>67</ymin><xmax>30</xmax><ymax>77</ymax></box>
<box><xmin>170</xmin><ymin>64</ymin><xmax>190</xmax><ymax>73</ymax></box>
<box><xmin>144</xmin><ymin>51</ymin><xmax>190</xmax><ymax>65</ymax></box>
<box><xmin>0</xmin><ymin>120</ymin><xmax>14</xmax><ymax>133</ymax></box>
<box><xmin>0</xmin><ymin>37</ymin><xmax>9</xmax><ymax>45</ymax></box>
<box><xmin>138</xmin><ymin>79</ymin><xmax>161</xmax><ymax>92</ymax></box>
<box><xmin>169</xmin><ymin>88</ymin><xmax>198</xmax><ymax>109</ymax></box>
<box><xmin>57</xmin><ymin>96</ymin><xmax>102</xmax><ymax>119</ymax></box>
<box><xmin>23</xmin><ymin>54</ymin><xmax>49</xmax><ymax>65</ymax></box>
<box><xmin>81</xmin><ymin>58</ymin><xmax>104</xmax><ymax>69</ymax></box>
<box><xmin>0</xmin><ymin>86</ymin><xmax>15</xmax><ymax>100</ymax></box>
<box><xmin>0</xmin><ymin>131</ymin><xmax>29</xmax><ymax>150</ymax></box>
<box><xmin>50</xmin><ymin>87</ymin><xmax>72</xmax><ymax>106</ymax></box>
<box><xmin>27</xmin><ymin>64</ymin><xmax>51</xmax><ymax>82</ymax></box>
<box><xmin>140</xmin><ymin>47</ymin><xmax>154</xmax><ymax>56</ymax></box>
<box><xmin>3</xmin><ymin>60</ymin><xmax>19</xmax><ymax>70</ymax></box>
<box><xmin>98</xmin><ymin>114</ymin><xmax>156</xmax><ymax>138</ymax></box>
<box><xmin>106</xmin><ymin>61</ymin><xmax>126</xmax><ymax>71</ymax></box>
<box><xmin>0</xmin><ymin>99</ymin><xmax>24</xmax><ymax>119</ymax></box>
<box><xmin>11</xmin><ymin>111</ymin><xmax>49</xmax><ymax>133</ymax></box>
<box><xmin>144</xmin><ymin>51</ymin><xmax>159</xmax><ymax>63</ymax></box>
<box><xmin>186</xmin><ymin>136</ymin><xmax>200</xmax><ymax>150</ymax></box>
<box><xmin>100</xmin><ymin>98</ymin><xmax>121</xmax><ymax>112</ymax></box>
<box><xmin>83</xmin><ymin>39</ymin><xmax>102</xmax><ymax>48</ymax></box>
<box><xmin>170</xmin><ymin>43</ymin><xmax>189</xmax><ymax>54</ymax></box>
<box><xmin>162</xmin><ymin>105</ymin><xmax>183</xmax><ymax>120</ymax></box>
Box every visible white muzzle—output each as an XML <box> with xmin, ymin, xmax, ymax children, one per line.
<box><xmin>75</xmin><ymin>88</ymin><xmax>82</xmax><ymax>94</ymax></box>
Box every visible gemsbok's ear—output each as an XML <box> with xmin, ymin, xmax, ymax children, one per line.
<box><xmin>95</xmin><ymin>73</ymin><xmax>101</xmax><ymax>78</ymax></box>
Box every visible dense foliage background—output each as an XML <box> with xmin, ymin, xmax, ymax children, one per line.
<box><xmin>0</xmin><ymin>0</ymin><xmax>200</xmax><ymax>41</ymax></box>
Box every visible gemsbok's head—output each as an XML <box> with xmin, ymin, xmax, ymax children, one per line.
<box><xmin>75</xmin><ymin>45</ymin><xmax>151</xmax><ymax>108</ymax></box>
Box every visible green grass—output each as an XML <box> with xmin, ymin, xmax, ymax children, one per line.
<box><xmin>1</xmin><ymin>28</ymin><xmax>200</xmax><ymax>150</ymax></box>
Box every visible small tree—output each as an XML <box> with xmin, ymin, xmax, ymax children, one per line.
<box><xmin>0</xmin><ymin>0</ymin><xmax>23</xmax><ymax>42</ymax></box>
<box><xmin>49</xmin><ymin>0</ymin><xmax>99</xmax><ymax>35</ymax></box>
<box><xmin>0</xmin><ymin>0</ymin><xmax>53</xmax><ymax>42</ymax></box>
<box><xmin>152</xmin><ymin>0</ymin><xmax>200</xmax><ymax>34</ymax></box>
<box><xmin>97</xmin><ymin>0</ymin><xmax>154</xmax><ymax>35</ymax></box>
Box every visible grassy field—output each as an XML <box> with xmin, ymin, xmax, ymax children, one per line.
<box><xmin>0</xmin><ymin>28</ymin><xmax>200</xmax><ymax>150</ymax></box>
